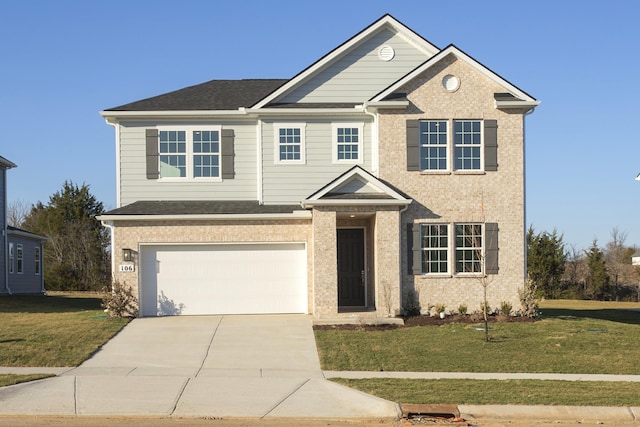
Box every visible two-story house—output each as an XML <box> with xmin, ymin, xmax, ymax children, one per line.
<box><xmin>1</xmin><ymin>156</ymin><xmax>48</xmax><ymax>295</ymax></box>
<box><xmin>99</xmin><ymin>15</ymin><xmax>539</xmax><ymax>319</ymax></box>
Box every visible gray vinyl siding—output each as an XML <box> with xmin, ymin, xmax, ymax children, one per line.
<box><xmin>7</xmin><ymin>235</ymin><xmax>44</xmax><ymax>294</ymax></box>
<box><xmin>119</xmin><ymin>121</ymin><xmax>258</xmax><ymax>206</ymax></box>
<box><xmin>0</xmin><ymin>168</ymin><xmax>6</xmax><ymax>293</ymax></box>
<box><xmin>279</xmin><ymin>29</ymin><xmax>431</xmax><ymax>104</ymax></box>
<box><xmin>262</xmin><ymin>119</ymin><xmax>373</xmax><ymax>204</ymax></box>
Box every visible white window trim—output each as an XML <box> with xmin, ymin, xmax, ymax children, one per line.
<box><xmin>419</xmin><ymin>223</ymin><xmax>451</xmax><ymax>276</ymax></box>
<box><xmin>332</xmin><ymin>123</ymin><xmax>364</xmax><ymax>165</ymax></box>
<box><xmin>454</xmin><ymin>222</ymin><xmax>484</xmax><ymax>276</ymax></box>
<box><xmin>418</xmin><ymin>119</ymin><xmax>485</xmax><ymax>173</ymax></box>
<box><xmin>157</xmin><ymin>125</ymin><xmax>223</xmax><ymax>181</ymax></box>
<box><xmin>34</xmin><ymin>247</ymin><xmax>41</xmax><ymax>276</ymax></box>
<box><xmin>8</xmin><ymin>242</ymin><xmax>14</xmax><ymax>274</ymax></box>
<box><xmin>274</xmin><ymin>123</ymin><xmax>306</xmax><ymax>165</ymax></box>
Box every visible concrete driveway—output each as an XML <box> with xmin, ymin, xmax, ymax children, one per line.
<box><xmin>0</xmin><ymin>315</ymin><xmax>398</xmax><ymax>419</ymax></box>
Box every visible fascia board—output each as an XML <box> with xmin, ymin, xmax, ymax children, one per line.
<box><xmin>372</xmin><ymin>45</ymin><xmax>538</xmax><ymax>103</ymax></box>
<box><xmin>96</xmin><ymin>211</ymin><xmax>312</xmax><ymax>222</ymax></box>
<box><xmin>243</xmin><ymin>107</ymin><xmax>366</xmax><ymax>116</ymax></box>
<box><xmin>100</xmin><ymin>110</ymin><xmax>250</xmax><ymax>121</ymax></box>
<box><xmin>7</xmin><ymin>229</ymin><xmax>49</xmax><ymax>242</ymax></box>
<box><xmin>302</xmin><ymin>199</ymin><xmax>411</xmax><ymax>208</ymax></box>
<box><xmin>495</xmin><ymin>100</ymin><xmax>541</xmax><ymax>109</ymax></box>
<box><xmin>252</xmin><ymin>15</ymin><xmax>439</xmax><ymax>109</ymax></box>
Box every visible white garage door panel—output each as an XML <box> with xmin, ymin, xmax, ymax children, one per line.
<box><xmin>140</xmin><ymin>244</ymin><xmax>307</xmax><ymax>316</ymax></box>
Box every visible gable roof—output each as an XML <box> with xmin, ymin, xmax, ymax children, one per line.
<box><xmin>372</xmin><ymin>44</ymin><xmax>539</xmax><ymax>107</ymax></box>
<box><xmin>105</xmin><ymin>79</ymin><xmax>288</xmax><ymax>111</ymax></box>
<box><xmin>251</xmin><ymin>14</ymin><xmax>440</xmax><ymax>109</ymax></box>
<box><xmin>7</xmin><ymin>226</ymin><xmax>48</xmax><ymax>242</ymax></box>
<box><xmin>303</xmin><ymin>166</ymin><xmax>411</xmax><ymax>208</ymax></box>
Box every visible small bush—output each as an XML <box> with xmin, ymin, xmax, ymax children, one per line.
<box><xmin>435</xmin><ymin>303</ymin><xmax>446</xmax><ymax>314</ymax></box>
<box><xmin>499</xmin><ymin>301</ymin><xmax>513</xmax><ymax>316</ymax></box>
<box><xmin>403</xmin><ymin>289</ymin><xmax>421</xmax><ymax>317</ymax></box>
<box><xmin>480</xmin><ymin>301</ymin><xmax>492</xmax><ymax>316</ymax></box>
<box><xmin>457</xmin><ymin>304</ymin><xmax>468</xmax><ymax>315</ymax></box>
<box><xmin>519</xmin><ymin>275</ymin><xmax>542</xmax><ymax>317</ymax></box>
<box><xmin>102</xmin><ymin>279</ymin><xmax>138</xmax><ymax>318</ymax></box>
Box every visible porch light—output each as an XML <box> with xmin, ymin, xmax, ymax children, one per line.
<box><xmin>122</xmin><ymin>248</ymin><xmax>133</xmax><ymax>262</ymax></box>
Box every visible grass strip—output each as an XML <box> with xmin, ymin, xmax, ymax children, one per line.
<box><xmin>0</xmin><ymin>294</ymin><xmax>129</xmax><ymax>367</ymax></box>
<box><xmin>331</xmin><ymin>378</ymin><xmax>640</xmax><ymax>406</ymax></box>
<box><xmin>0</xmin><ymin>374</ymin><xmax>54</xmax><ymax>387</ymax></box>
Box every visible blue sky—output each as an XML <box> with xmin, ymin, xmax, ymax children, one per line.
<box><xmin>1</xmin><ymin>0</ymin><xmax>639</xmax><ymax>251</ymax></box>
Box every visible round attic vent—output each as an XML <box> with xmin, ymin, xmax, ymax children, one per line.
<box><xmin>378</xmin><ymin>45</ymin><xmax>395</xmax><ymax>61</ymax></box>
<box><xmin>442</xmin><ymin>74</ymin><xmax>460</xmax><ymax>92</ymax></box>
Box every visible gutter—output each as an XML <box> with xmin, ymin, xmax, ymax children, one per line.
<box><xmin>96</xmin><ymin>211</ymin><xmax>313</xmax><ymax>222</ymax></box>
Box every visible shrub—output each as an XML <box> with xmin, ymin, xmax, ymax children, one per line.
<box><xmin>519</xmin><ymin>275</ymin><xmax>542</xmax><ymax>317</ymax></box>
<box><xmin>435</xmin><ymin>303</ymin><xmax>446</xmax><ymax>314</ymax></box>
<box><xmin>102</xmin><ymin>279</ymin><xmax>138</xmax><ymax>318</ymax></box>
<box><xmin>480</xmin><ymin>301</ymin><xmax>492</xmax><ymax>315</ymax></box>
<box><xmin>403</xmin><ymin>289</ymin><xmax>421</xmax><ymax>317</ymax></box>
<box><xmin>499</xmin><ymin>301</ymin><xmax>513</xmax><ymax>316</ymax></box>
<box><xmin>457</xmin><ymin>304</ymin><xmax>468</xmax><ymax>315</ymax></box>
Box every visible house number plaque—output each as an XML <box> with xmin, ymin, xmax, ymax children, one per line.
<box><xmin>119</xmin><ymin>265</ymin><xmax>135</xmax><ymax>272</ymax></box>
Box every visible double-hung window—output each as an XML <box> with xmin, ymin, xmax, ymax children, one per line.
<box><xmin>333</xmin><ymin>123</ymin><xmax>364</xmax><ymax>164</ymax></box>
<box><xmin>158</xmin><ymin>128</ymin><xmax>221</xmax><ymax>179</ymax></box>
<box><xmin>16</xmin><ymin>244</ymin><xmax>23</xmax><ymax>274</ymax></box>
<box><xmin>420</xmin><ymin>224</ymin><xmax>449</xmax><ymax>274</ymax></box>
<box><xmin>275</xmin><ymin>124</ymin><xmax>306</xmax><ymax>164</ymax></box>
<box><xmin>35</xmin><ymin>247</ymin><xmax>41</xmax><ymax>275</ymax></box>
<box><xmin>415</xmin><ymin>119</ymin><xmax>489</xmax><ymax>172</ymax></box>
<box><xmin>8</xmin><ymin>243</ymin><xmax>14</xmax><ymax>274</ymax></box>
<box><xmin>455</xmin><ymin>223</ymin><xmax>482</xmax><ymax>273</ymax></box>
<box><xmin>454</xmin><ymin>120</ymin><xmax>482</xmax><ymax>170</ymax></box>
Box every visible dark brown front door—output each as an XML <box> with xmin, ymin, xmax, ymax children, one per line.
<box><xmin>337</xmin><ymin>228</ymin><xmax>365</xmax><ymax>307</ymax></box>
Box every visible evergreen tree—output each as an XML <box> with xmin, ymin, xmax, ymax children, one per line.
<box><xmin>526</xmin><ymin>226</ymin><xmax>566</xmax><ymax>298</ymax></box>
<box><xmin>585</xmin><ymin>240</ymin><xmax>610</xmax><ymax>300</ymax></box>
<box><xmin>22</xmin><ymin>182</ymin><xmax>109</xmax><ymax>291</ymax></box>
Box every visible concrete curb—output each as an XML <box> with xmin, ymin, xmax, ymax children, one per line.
<box><xmin>459</xmin><ymin>404</ymin><xmax>640</xmax><ymax>422</ymax></box>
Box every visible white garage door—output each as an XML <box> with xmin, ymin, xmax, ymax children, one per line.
<box><xmin>139</xmin><ymin>243</ymin><xmax>307</xmax><ymax>316</ymax></box>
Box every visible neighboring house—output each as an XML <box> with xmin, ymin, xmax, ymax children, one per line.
<box><xmin>632</xmin><ymin>251</ymin><xmax>640</xmax><ymax>266</ymax></box>
<box><xmin>1</xmin><ymin>156</ymin><xmax>48</xmax><ymax>295</ymax></box>
<box><xmin>99</xmin><ymin>15</ymin><xmax>539</xmax><ymax>318</ymax></box>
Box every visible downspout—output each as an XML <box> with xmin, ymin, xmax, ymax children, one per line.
<box><xmin>3</xmin><ymin>169</ymin><xmax>11</xmax><ymax>295</ymax></box>
<box><xmin>362</xmin><ymin>104</ymin><xmax>379</xmax><ymax>176</ymax></box>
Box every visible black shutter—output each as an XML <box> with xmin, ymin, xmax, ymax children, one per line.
<box><xmin>485</xmin><ymin>222</ymin><xmax>499</xmax><ymax>274</ymax></box>
<box><xmin>145</xmin><ymin>129</ymin><xmax>159</xmax><ymax>179</ymax></box>
<box><xmin>406</xmin><ymin>120</ymin><xmax>420</xmax><ymax>171</ymax></box>
<box><xmin>221</xmin><ymin>129</ymin><xmax>234</xmax><ymax>179</ymax></box>
<box><xmin>484</xmin><ymin>120</ymin><xmax>498</xmax><ymax>171</ymax></box>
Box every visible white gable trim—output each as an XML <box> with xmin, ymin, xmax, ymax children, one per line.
<box><xmin>302</xmin><ymin>166</ymin><xmax>411</xmax><ymax>208</ymax></box>
<box><xmin>252</xmin><ymin>15</ymin><xmax>439</xmax><ymax>109</ymax></box>
<box><xmin>372</xmin><ymin>44</ymin><xmax>540</xmax><ymax>105</ymax></box>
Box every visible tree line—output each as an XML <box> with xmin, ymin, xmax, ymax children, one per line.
<box><xmin>9</xmin><ymin>181</ymin><xmax>110</xmax><ymax>291</ymax></box>
<box><xmin>527</xmin><ymin>226</ymin><xmax>639</xmax><ymax>301</ymax></box>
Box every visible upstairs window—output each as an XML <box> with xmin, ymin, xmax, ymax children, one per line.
<box><xmin>419</xmin><ymin>120</ymin><xmax>448</xmax><ymax>170</ymax></box>
<box><xmin>333</xmin><ymin>124</ymin><xmax>364</xmax><ymax>164</ymax></box>
<box><xmin>157</xmin><ymin>128</ymin><xmax>221</xmax><ymax>179</ymax></box>
<box><xmin>454</xmin><ymin>120</ymin><xmax>482</xmax><ymax>170</ymax></box>
<box><xmin>275</xmin><ymin>124</ymin><xmax>306</xmax><ymax>164</ymax></box>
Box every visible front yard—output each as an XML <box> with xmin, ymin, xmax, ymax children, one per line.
<box><xmin>315</xmin><ymin>300</ymin><xmax>640</xmax><ymax>405</ymax></box>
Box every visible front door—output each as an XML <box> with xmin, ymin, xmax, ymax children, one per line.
<box><xmin>337</xmin><ymin>228</ymin><xmax>365</xmax><ymax>307</ymax></box>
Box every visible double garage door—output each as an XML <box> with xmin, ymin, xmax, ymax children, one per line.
<box><xmin>139</xmin><ymin>243</ymin><xmax>307</xmax><ymax>316</ymax></box>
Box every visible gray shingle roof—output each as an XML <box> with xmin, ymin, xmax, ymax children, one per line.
<box><xmin>103</xmin><ymin>200</ymin><xmax>302</xmax><ymax>216</ymax></box>
<box><xmin>105</xmin><ymin>79</ymin><xmax>288</xmax><ymax>111</ymax></box>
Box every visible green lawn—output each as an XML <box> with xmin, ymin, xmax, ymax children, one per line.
<box><xmin>0</xmin><ymin>293</ymin><xmax>129</xmax><ymax>367</ymax></box>
<box><xmin>315</xmin><ymin>300</ymin><xmax>640</xmax><ymax>374</ymax></box>
<box><xmin>318</xmin><ymin>300</ymin><xmax>640</xmax><ymax>406</ymax></box>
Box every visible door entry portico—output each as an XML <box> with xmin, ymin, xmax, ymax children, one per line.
<box><xmin>337</xmin><ymin>228</ymin><xmax>365</xmax><ymax>307</ymax></box>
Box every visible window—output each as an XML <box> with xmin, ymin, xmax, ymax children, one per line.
<box><xmin>275</xmin><ymin>124</ymin><xmax>305</xmax><ymax>164</ymax></box>
<box><xmin>8</xmin><ymin>243</ymin><xmax>14</xmax><ymax>274</ymax></box>
<box><xmin>16</xmin><ymin>244</ymin><xmax>23</xmax><ymax>274</ymax></box>
<box><xmin>455</xmin><ymin>224</ymin><xmax>482</xmax><ymax>273</ymax></box>
<box><xmin>420</xmin><ymin>224</ymin><xmax>449</xmax><ymax>274</ymax></box>
<box><xmin>333</xmin><ymin>123</ymin><xmax>364</xmax><ymax>163</ymax></box>
<box><xmin>419</xmin><ymin>120</ymin><xmax>448</xmax><ymax>170</ymax></box>
<box><xmin>454</xmin><ymin>120</ymin><xmax>482</xmax><ymax>170</ymax></box>
<box><xmin>411</xmin><ymin>119</ymin><xmax>491</xmax><ymax>172</ymax></box>
<box><xmin>35</xmin><ymin>247</ymin><xmax>41</xmax><ymax>275</ymax></box>
<box><xmin>158</xmin><ymin>128</ymin><xmax>221</xmax><ymax>179</ymax></box>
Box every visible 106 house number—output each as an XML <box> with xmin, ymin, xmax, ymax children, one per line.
<box><xmin>119</xmin><ymin>265</ymin><xmax>135</xmax><ymax>272</ymax></box>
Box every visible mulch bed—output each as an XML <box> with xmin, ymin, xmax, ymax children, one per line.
<box><xmin>313</xmin><ymin>314</ymin><xmax>537</xmax><ymax>331</ymax></box>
